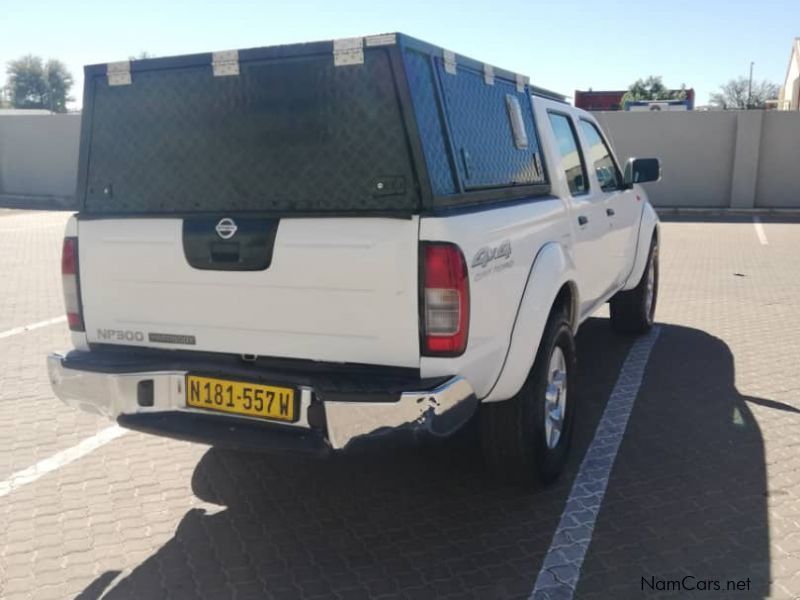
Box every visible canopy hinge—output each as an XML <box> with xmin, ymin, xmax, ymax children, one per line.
<box><xmin>516</xmin><ymin>73</ymin><xmax>530</xmax><ymax>93</ymax></box>
<box><xmin>107</xmin><ymin>61</ymin><xmax>131</xmax><ymax>86</ymax></box>
<box><xmin>333</xmin><ymin>37</ymin><xmax>364</xmax><ymax>66</ymax></box>
<box><xmin>212</xmin><ymin>50</ymin><xmax>240</xmax><ymax>77</ymax></box>
<box><xmin>484</xmin><ymin>64</ymin><xmax>495</xmax><ymax>86</ymax></box>
<box><xmin>443</xmin><ymin>50</ymin><xmax>457</xmax><ymax>75</ymax></box>
<box><xmin>365</xmin><ymin>33</ymin><xmax>396</xmax><ymax>47</ymax></box>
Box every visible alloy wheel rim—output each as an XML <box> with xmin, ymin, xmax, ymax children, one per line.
<box><xmin>544</xmin><ymin>346</ymin><xmax>568</xmax><ymax>450</ymax></box>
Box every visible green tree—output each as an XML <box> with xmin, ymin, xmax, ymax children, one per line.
<box><xmin>43</xmin><ymin>59</ymin><xmax>74</xmax><ymax>112</ymax></box>
<box><xmin>5</xmin><ymin>55</ymin><xmax>74</xmax><ymax>112</ymax></box>
<box><xmin>621</xmin><ymin>76</ymin><xmax>686</xmax><ymax>108</ymax></box>
<box><xmin>6</xmin><ymin>54</ymin><xmax>47</xmax><ymax>109</ymax></box>
<box><xmin>709</xmin><ymin>77</ymin><xmax>779</xmax><ymax>109</ymax></box>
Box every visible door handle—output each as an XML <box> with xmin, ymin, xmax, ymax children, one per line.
<box><xmin>606</xmin><ymin>208</ymin><xmax>615</xmax><ymax>217</ymax></box>
<box><xmin>578</xmin><ymin>215</ymin><xmax>588</xmax><ymax>226</ymax></box>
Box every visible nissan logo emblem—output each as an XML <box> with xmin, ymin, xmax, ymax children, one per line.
<box><xmin>215</xmin><ymin>218</ymin><xmax>238</xmax><ymax>240</ymax></box>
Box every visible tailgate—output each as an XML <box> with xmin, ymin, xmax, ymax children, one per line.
<box><xmin>78</xmin><ymin>217</ymin><xmax>421</xmax><ymax>368</ymax></box>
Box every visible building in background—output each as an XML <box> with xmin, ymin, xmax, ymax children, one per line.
<box><xmin>779</xmin><ymin>38</ymin><xmax>800</xmax><ymax>110</ymax></box>
<box><xmin>574</xmin><ymin>88</ymin><xmax>695</xmax><ymax>111</ymax></box>
<box><xmin>626</xmin><ymin>100</ymin><xmax>689</xmax><ymax>111</ymax></box>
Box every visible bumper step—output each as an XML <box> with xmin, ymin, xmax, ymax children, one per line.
<box><xmin>118</xmin><ymin>412</ymin><xmax>331</xmax><ymax>456</ymax></box>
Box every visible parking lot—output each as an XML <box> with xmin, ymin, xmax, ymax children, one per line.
<box><xmin>1</xmin><ymin>209</ymin><xmax>799</xmax><ymax>599</ymax></box>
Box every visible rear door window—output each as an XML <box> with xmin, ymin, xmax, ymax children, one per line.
<box><xmin>578</xmin><ymin>120</ymin><xmax>622</xmax><ymax>191</ymax></box>
<box><xmin>547</xmin><ymin>113</ymin><xmax>588</xmax><ymax>195</ymax></box>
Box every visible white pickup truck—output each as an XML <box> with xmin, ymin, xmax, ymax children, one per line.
<box><xmin>48</xmin><ymin>33</ymin><xmax>660</xmax><ymax>486</ymax></box>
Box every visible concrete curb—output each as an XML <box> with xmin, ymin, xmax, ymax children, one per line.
<box><xmin>0</xmin><ymin>194</ymin><xmax>76</xmax><ymax>211</ymax></box>
<box><xmin>656</xmin><ymin>207</ymin><xmax>800</xmax><ymax>218</ymax></box>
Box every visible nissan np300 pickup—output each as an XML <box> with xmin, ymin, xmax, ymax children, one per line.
<box><xmin>48</xmin><ymin>33</ymin><xmax>661</xmax><ymax>485</ymax></box>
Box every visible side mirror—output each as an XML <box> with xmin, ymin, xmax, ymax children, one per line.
<box><xmin>623</xmin><ymin>158</ymin><xmax>661</xmax><ymax>188</ymax></box>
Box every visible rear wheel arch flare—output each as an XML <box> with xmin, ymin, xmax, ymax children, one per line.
<box><xmin>552</xmin><ymin>281</ymin><xmax>578</xmax><ymax>332</ymax></box>
<box><xmin>482</xmin><ymin>242</ymin><xmax>576</xmax><ymax>402</ymax></box>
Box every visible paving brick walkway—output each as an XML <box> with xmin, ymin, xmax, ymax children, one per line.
<box><xmin>1</xmin><ymin>211</ymin><xmax>799</xmax><ymax>599</ymax></box>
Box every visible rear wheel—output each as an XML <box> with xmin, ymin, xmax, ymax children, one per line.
<box><xmin>610</xmin><ymin>236</ymin><xmax>659</xmax><ymax>334</ymax></box>
<box><xmin>480</xmin><ymin>306</ymin><xmax>576</xmax><ymax>487</ymax></box>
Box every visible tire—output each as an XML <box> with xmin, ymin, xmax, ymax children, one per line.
<box><xmin>480</xmin><ymin>305</ymin><xmax>577</xmax><ymax>487</ymax></box>
<box><xmin>610</xmin><ymin>236</ymin><xmax>659</xmax><ymax>334</ymax></box>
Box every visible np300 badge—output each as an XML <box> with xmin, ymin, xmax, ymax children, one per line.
<box><xmin>215</xmin><ymin>218</ymin><xmax>238</xmax><ymax>240</ymax></box>
<box><xmin>96</xmin><ymin>328</ymin><xmax>144</xmax><ymax>343</ymax></box>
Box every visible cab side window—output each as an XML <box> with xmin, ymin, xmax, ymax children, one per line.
<box><xmin>579</xmin><ymin>120</ymin><xmax>621</xmax><ymax>191</ymax></box>
<box><xmin>548</xmin><ymin>113</ymin><xmax>588</xmax><ymax>195</ymax></box>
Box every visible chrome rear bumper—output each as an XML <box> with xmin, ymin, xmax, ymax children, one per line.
<box><xmin>47</xmin><ymin>351</ymin><xmax>477</xmax><ymax>452</ymax></box>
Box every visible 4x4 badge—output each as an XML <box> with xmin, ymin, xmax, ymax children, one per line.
<box><xmin>472</xmin><ymin>240</ymin><xmax>512</xmax><ymax>269</ymax></box>
<box><xmin>215</xmin><ymin>218</ymin><xmax>238</xmax><ymax>240</ymax></box>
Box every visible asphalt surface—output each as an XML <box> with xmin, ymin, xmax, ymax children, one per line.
<box><xmin>1</xmin><ymin>211</ymin><xmax>799</xmax><ymax>599</ymax></box>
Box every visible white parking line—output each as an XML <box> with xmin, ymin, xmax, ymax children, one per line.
<box><xmin>0</xmin><ymin>426</ymin><xmax>128</xmax><ymax>498</ymax></box>
<box><xmin>0</xmin><ymin>316</ymin><xmax>67</xmax><ymax>340</ymax></box>
<box><xmin>753</xmin><ymin>217</ymin><xmax>769</xmax><ymax>245</ymax></box>
<box><xmin>530</xmin><ymin>326</ymin><xmax>661</xmax><ymax>599</ymax></box>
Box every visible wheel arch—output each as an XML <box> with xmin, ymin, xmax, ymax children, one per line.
<box><xmin>623</xmin><ymin>201</ymin><xmax>660</xmax><ymax>291</ymax></box>
<box><xmin>482</xmin><ymin>242</ymin><xmax>579</xmax><ymax>403</ymax></box>
<box><xmin>553</xmin><ymin>280</ymin><xmax>579</xmax><ymax>334</ymax></box>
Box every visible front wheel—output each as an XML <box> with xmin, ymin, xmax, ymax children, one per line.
<box><xmin>610</xmin><ymin>237</ymin><xmax>659</xmax><ymax>334</ymax></box>
<box><xmin>480</xmin><ymin>306</ymin><xmax>577</xmax><ymax>487</ymax></box>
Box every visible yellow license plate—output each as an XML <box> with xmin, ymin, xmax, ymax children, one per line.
<box><xmin>186</xmin><ymin>375</ymin><xmax>296</xmax><ymax>422</ymax></box>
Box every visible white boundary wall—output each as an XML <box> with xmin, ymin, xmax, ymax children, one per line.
<box><xmin>596</xmin><ymin>110</ymin><xmax>800</xmax><ymax>209</ymax></box>
<box><xmin>1</xmin><ymin>110</ymin><xmax>799</xmax><ymax>209</ymax></box>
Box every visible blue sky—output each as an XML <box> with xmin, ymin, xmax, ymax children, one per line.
<box><xmin>1</xmin><ymin>0</ymin><xmax>797</xmax><ymax>109</ymax></box>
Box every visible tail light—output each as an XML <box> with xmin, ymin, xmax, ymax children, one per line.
<box><xmin>61</xmin><ymin>237</ymin><xmax>84</xmax><ymax>332</ymax></box>
<box><xmin>421</xmin><ymin>243</ymin><xmax>469</xmax><ymax>356</ymax></box>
